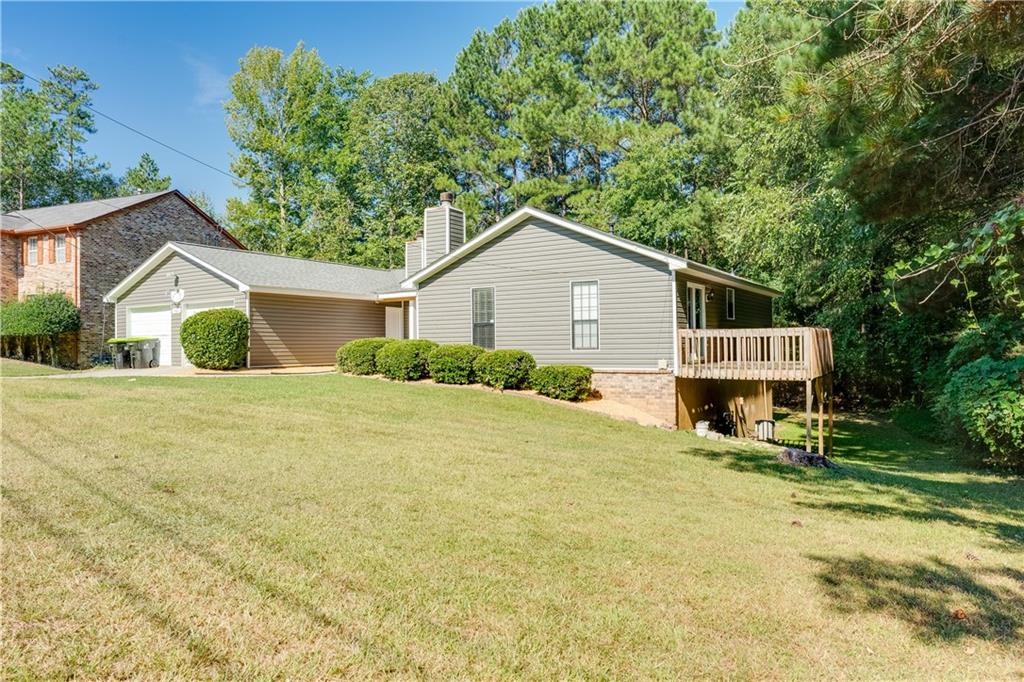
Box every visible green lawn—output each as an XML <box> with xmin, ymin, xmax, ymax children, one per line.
<box><xmin>0</xmin><ymin>357</ymin><xmax>70</xmax><ymax>377</ymax></box>
<box><xmin>3</xmin><ymin>375</ymin><xmax>1021</xmax><ymax>679</ymax></box>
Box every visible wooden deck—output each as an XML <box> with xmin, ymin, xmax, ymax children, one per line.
<box><xmin>677</xmin><ymin>327</ymin><xmax>834</xmax><ymax>382</ymax></box>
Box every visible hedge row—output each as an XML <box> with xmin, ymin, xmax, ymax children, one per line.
<box><xmin>335</xmin><ymin>339</ymin><xmax>593</xmax><ymax>400</ymax></box>
<box><xmin>0</xmin><ymin>293</ymin><xmax>81</xmax><ymax>367</ymax></box>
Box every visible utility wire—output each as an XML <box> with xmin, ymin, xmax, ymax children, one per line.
<box><xmin>12</xmin><ymin>67</ymin><xmax>242</xmax><ymax>183</ymax></box>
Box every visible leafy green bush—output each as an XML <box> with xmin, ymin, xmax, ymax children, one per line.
<box><xmin>375</xmin><ymin>339</ymin><xmax>438</xmax><ymax>380</ymax></box>
<box><xmin>427</xmin><ymin>344</ymin><xmax>485</xmax><ymax>384</ymax></box>
<box><xmin>473</xmin><ymin>349</ymin><xmax>536</xmax><ymax>390</ymax></box>
<box><xmin>1</xmin><ymin>294</ymin><xmax>80</xmax><ymax>366</ymax></box>
<box><xmin>337</xmin><ymin>337</ymin><xmax>395</xmax><ymax>374</ymax></box>
<box><xmin>529</xmin><ymin>365</ymin><xmax>593</xmax><ymax>401</ymax></box>
<box><xmin>934</xmin><ymin>356</ymin><xmax>1024</xmax><ymax>471</ymax></box>
<box><xmin>179</xmin><ymin>308</ymin><xmax>249</xmax><ymax>370</ymax></box>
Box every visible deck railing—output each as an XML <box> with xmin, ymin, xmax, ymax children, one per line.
<box><xmin>677</xmin><ymin>327</ymin><xmax>833</xmax><ymax>382</ymax></box>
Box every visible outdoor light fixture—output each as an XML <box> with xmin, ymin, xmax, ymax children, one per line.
<box><xmin>706</xmin><ymin>289</ymin><xmax>715</xmax><ymax>302</ymax></box>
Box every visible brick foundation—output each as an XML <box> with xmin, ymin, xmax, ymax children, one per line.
<box><xmin>591</xmin><ymin>370</ymin><xmax>677</xmax><ymax>428</ymax></box>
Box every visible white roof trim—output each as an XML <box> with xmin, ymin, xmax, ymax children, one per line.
<box><xmin>376</xmin><ymin>290</ymin><xmax>417</xmax><ymax>302</ymax></box>
<box><xmin>400</xmin><ymin>205</ymin><xmax>779</xmax><ymax>297</ymax></box>
<box><xmin>247</xmin><ymin>286</ymin><xmax>378</xmax><ymax>301</ymax></box>
<box><xmin>103</xmin><ymin>242</ymin><xmax>249</xmax><ymax>302</ymax></box>
<box><xmin>671</xmin><ymin>262</ymin><xmax>782</xmax><ymax>298</ymax></box>
<box><xmin>402</xmin><ymin>206</ymin><xmax>686</xmax><ymax>287</ymax></box>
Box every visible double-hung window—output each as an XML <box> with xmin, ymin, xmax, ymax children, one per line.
<box><xmin>571</xmin><ymin>280</ymin><xmax>599</xmax><ymax>350</ymax></box>
<box><xmin>56</xmin><ymin>234</ymin><xmax>66</xmax><ymax>263</ymax></box>
<box><xmin>726</xmin><ymin>287</ymin><xmax>736</xmax><ymax>321</ymax></box>
<box><xmin>471</xmin><ymin>287</ymin><xmax>495</xmax><ymax>349</ymax></box>
<box><xmin>27</xmin><ymin>237</ymin><xmax>37</xmax><ymax>265</ymax></box>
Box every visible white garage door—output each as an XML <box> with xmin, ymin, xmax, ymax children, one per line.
<box><xmin>127</xmin><ymin>306</ymin><xmax>172</xmax><ymax>366</ymax></box>
<box><xmin>181</xmin><ymin>301</ymin><xmax>236</xmax><ymax>367</ymax></box>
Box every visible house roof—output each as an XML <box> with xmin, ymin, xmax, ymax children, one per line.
<box><xmin>104</xmin><ymin>241</ymin><xmax>405</xmax><ymax>302</ymax></box>
<box><xmin>2</xmin><ymin>191</ymin><xmax>172</xmax><ymax>231</ymax></box>
<box><xmin>401</xmin><ymin>205</ymin><xmax>783</xmax><ymax>297</ymax></box>
<box><xmin>1</xmin><ymin>190</ymin><xmax>245</xmax><ymax>248</ymax></box>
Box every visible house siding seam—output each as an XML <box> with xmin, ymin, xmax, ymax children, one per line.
<box><xmin>114</xmin><ymin>253</ymin><xmax>244</xmax><ymax>366</ymax></box>
<box><xmin>77</xmin><ymin>193</ymin><xmax>238</xmax><ymax>364</ymax></box>
<box><xmin>416</xmin><ymin>217</ymin><xmax>676</xmax><ymax>369</ymax></box>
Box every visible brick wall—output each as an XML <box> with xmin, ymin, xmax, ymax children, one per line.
<box><xmin>1</xmin><ymin>233</ymin><xmax>19</xmax><ymax>301</ymax></box>
<box><xmin>77</xmin><ymin>194</ymin><xmax>237</xmax><ymax>364</ymax></box>
<box><xmin>591</xmin><ymin>370</ymin><xmax>677</xmax><ymax>428</ymax></box>
<box><xmin>12</xmin><ymin>232</ymin><xmax>78</xmax><ymax>303</ymax></box>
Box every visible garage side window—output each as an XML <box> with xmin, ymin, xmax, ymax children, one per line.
<box><xmin>571</xmin><ymin>280</ymin><xmax>599</xmax><ymax>350</ymax></box>
<box><xmin>27</xmin><ymin>237</ymin><xmax>37</xmax><ymax>265</ymax></box>
<box><xmin>56</xmin><ymin>234</ymin><xmax>66</xmax><ymax>263</ymax></box>
<box><xmin>471</xmin><ymin>287</ymin><xmax>495</xmax><ymax>350</ymax></box>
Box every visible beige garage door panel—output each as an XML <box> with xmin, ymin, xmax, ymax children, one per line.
<box><xmin>249</xmin><ymin>293</ymin><xmax>386</xmax><ymax>367</ymax></box>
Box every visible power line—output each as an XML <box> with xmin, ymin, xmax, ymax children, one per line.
<box><xmin>12</xmin><ymin>67</ymin><xmax>242</xmax><ymax>183</ymax></box>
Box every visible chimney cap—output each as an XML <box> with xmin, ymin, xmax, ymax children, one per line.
<box><xmin>439</xmin><ymin>191</ymin><xmax>455</xmax><ymax>204</ymax></box>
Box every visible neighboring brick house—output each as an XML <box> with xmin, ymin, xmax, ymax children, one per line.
<box><xmin>1</xmin><ymin>190</ymin><xmax>242</xmax><ymax>364</ymax></box>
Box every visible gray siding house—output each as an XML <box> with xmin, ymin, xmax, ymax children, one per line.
<box><xmin>109</xmin><ymin>192</ymin><xmax>834</xmax><ymax>440</ymax></box>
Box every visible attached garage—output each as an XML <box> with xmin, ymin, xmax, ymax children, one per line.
<box><xmin>105</xmin><ymin>242</ymin><xmax>405</xmax><ymax>367</ymax></box>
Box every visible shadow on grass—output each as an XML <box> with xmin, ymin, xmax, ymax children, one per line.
<box><xmin>809</xmin><ymin>554</ymin><xmax>1024</xmax><ymax>645</ymax></box>
<box><xmin>2</xmin><ymin>485</ymin><xmax>233</xmax><ymax>676</ymax></box>
<box><xmin>4</xmin><ymin>431</ymin><xmax>351</xmax><ymax>635</ymax></box>
<box><xmin>681</xmin><ymin>413</ymin><xmax>1024</xmax><ymax>550</ymax></box>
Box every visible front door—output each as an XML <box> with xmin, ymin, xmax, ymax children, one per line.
<box><xmin>687</xmin><ymin>284</ymin><xmax>706</xmax><ymax>330</ymax></box>
<box><xmin>687</xmin><ymin>284</ymin><xmax>706</xmax><ymax>360</ymax></box>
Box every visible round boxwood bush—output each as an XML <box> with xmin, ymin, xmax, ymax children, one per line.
<box><xmin>180</xmin><ymin>308</ymin><xmax>249</xmax><ymax>370</ymax></box>
<box><xmin>473</xmin><ymin>349</ymin><xmax>536</xmax><ymax>390</ymax></box>
<box><xmin>529</xmin><ymin>365</ymin><xmax>593</xmax><ymax>401</ymax></box>
<box><xmin>375</xmin><ymin>339</ymin><xmax>438</xmax><ymax>381</ymax></box>
<box><xmin>427</xmin><ymin>344</ymin><xmax>486</xmax><ymax>384</ymax></box>
<box><xmin>337</xmin><ymin>337</ymin><xmax>396</xmax><ymax>375</ymax></box>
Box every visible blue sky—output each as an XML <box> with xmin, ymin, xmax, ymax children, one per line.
<box><xmin>2</xmin><ymin>1</ymin><xmax>743</xmax><ymax>213</ymax></box>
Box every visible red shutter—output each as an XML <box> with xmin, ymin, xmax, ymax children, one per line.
<box><xmin>21</xmin><ymin>239</ymin><xmax>27</xmax><ymax>265</ymax></box>
<box><xmin>65</xmin><ymin>234</ymin><xmax>72</xmax><ymax>262</ymax></box>
<box><xmin>49</xmin><ymin>236</ymin><xmax>55</xmax><ymax>263</ymax></box>
<box><xmin>37</xmin><ymin>238</ymin><xmax>43</xmax><ymax>265</ymax></box>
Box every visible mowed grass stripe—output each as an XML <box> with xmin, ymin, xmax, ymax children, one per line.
<box><xmin>3</xmin><ymin>375</ymin><xmax>1022</xmax><ymax>679</ymax></box>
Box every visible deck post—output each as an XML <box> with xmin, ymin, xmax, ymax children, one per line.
<box><xmin>804</xmin><ymin>379</ymin><xmax>813</xmax><ymax>452</ymax></box>
<box><xmin>827</xmin><ymin>373</ymin><xmax>835</xmax><ymax>455</ymax></box>
<box><xmin>815</xmin><ymin>377</ymin><xmax>824</xmax><ymax>455</ymax></box>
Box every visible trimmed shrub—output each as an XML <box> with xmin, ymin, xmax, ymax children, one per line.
<box><xmin>179</xmin><ymin>308</ymin><xmax>249</xmax><ymax>370</ymax></box>
<box><xmin>375</xmin><ymin>339</ymin><xmax>438</xmax><ymax>380</ymax></box>
<box><xmin>934</xmin><ymin>355</ymin><xmax>1024</xmax><ymax>471</ymax></box>
<box><xmin>337</xmin><ymin>337</ymin><xmax>396</xmax><ymax>375</ymax></box>
<box><xmin>473</xmin><ymin>349</ymin><xmax>536</xmax><ymax>390</ymax></box>
<box><xmin>428</xmin><ymin>344</ymin><xmax>485</xmax><ymax>384</ymax></box>
<box><xmin>529</xmin><ymin>364</ymin><xmax>593</xmax><ymax>401</ymax></box>
<box><xmin>0</xmin><ymin>294</ymin><xmax>80</xmax><ymax>366</ymax></box>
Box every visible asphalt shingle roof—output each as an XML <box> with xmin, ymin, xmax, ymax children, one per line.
<box><xmin>172</xmin><ymin>242</ymin><xmax>405</xmax><ymax>296</ymax></box>
<box><xmin>1</xmin><ymin>191</ymin><xmax>173</xmax><ymax>231</ymax></box>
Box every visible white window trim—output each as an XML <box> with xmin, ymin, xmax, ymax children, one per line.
<box><xmin>726</xmin><ymin>287</ymin><xmax>736</xmax><ymax>321</ymax></box>
<box><xmin>27</xmin><ymin>236</ymin><xmax>37</xmax><ymax>265</ymax></box>
<box><xmin>569</xmin><ymin>279</ymin><xmax>600</xmax><ymax>352</ymax></box>
<box><xmin>56</xmin><ymin>234</ymin><xmax>66</xmax><ymax>263</ymax></box>
<box><xmin>470</xmin><ymin>286</ymin><xmax>496</xmax><ymax>349</ymax></box>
